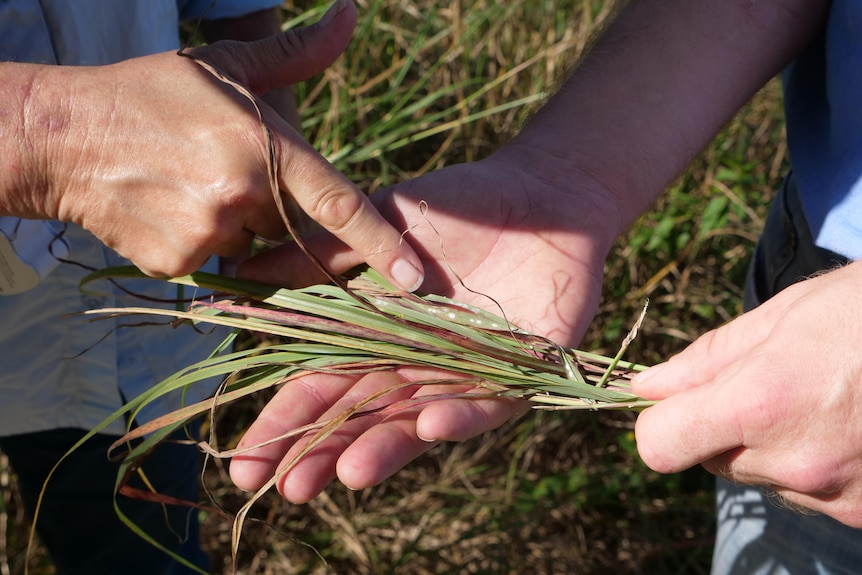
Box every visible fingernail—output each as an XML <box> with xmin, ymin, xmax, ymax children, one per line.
<box><xmin>319</xmin><ymin>0</ymin><xmax>348</xmax><ymax>27</ymax></box>
<box><xmin>632</xmin><ymin>362</ymin><xmax>667</xmax><ymax>385</ymax></box>
<box><xmin>390</xmin><ymin>258</ymin><xmax>424</xmax><ymax>293</ymax></box>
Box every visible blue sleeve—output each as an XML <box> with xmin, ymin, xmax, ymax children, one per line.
<box><xmin>177</xmin><ymin>0</ymin><xmax>284</xmax><ymax>22</ymax></box>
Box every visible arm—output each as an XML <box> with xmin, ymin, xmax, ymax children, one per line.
<box><xmin>0</xmin><ymin>1</ymin><xmax>424</xmax><ymax>290</ymax></box>
<box><xmin>502</xmin><ymin>0</ymin><xmax>825</xmax><ymax>233</ymax></box>
<box><xmin>231</xmin><ymin>0</ymin><xmax>830</xmax><ymax>503</ymax></box>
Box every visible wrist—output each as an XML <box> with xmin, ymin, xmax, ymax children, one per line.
<box><xmin>488</xmin><ymin>142</ymin><xmax>626</xmax><ymax>256</ymax></box>
<box><xmin>0</xmin><ymin>64</ymin><xmax>41</xmax><ymax>216</ymax></box>
<box><xmin>1</xmin><ymin>63</ymin><xmax>68</xmax><ymax>220</ymax></box>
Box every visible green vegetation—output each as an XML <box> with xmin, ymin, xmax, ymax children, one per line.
<box><xmin>1</xmin><ymin>0</ymin><xmax>787</xmax><ymax>573</ymax></box>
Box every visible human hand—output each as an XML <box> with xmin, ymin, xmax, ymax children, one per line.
<box><xmin>632</xmin><ymin>261</ymin><xmax>862</xmax><ymax>527</ymax></box>
<box><xmin>230</xmin><ymin>150</ymin><xmax>623</xmax><ymax>502</ymax></box>
<box><xmin>20</xmin><ymin>0</ymin><xmax>423</xmax><ymax>289</ymax></box>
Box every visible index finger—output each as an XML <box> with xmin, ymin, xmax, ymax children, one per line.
<box><xmin>273</xmin><ymin>134</ymin><xmax>425</xmax><ymax>292</ymax></box>
<box><xmin>229</xmin><ymin>371</ymin><xmax>362</xmax><ymax>492</ymax></box>
<box><xmin>634</xmin><ymin>376</ymin><xmax>746</xmax><ymax>474</ymax></box>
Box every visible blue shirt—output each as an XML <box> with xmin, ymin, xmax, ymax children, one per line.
<box><xmin>783</xmin><ymin>0</ymin><xmax>862</xmax><ymax>260</ymax></box>
<box><xmin>0</xmin><ymin>0</ymin><xmax>280</xmax><ymax>435</ymax></box>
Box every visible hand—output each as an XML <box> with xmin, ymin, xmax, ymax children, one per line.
<box><xmin>25</xmin><ymin>0</ymin><xmax>423</xmax><ymax>289</ymax></box>
<box><xmin>230</xmin><ymin>150</ymin><xmax>622</xmax><ymax>502</ymax></box>
<box><xmin>632</xmin><ymin>261</ymin><xmax>862</xmax><ymax>527</ymax></box>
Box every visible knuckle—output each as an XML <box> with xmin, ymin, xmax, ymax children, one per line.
<box><xmin>783</xmin><ymin>457</ymin><xmax>845</xmax><ymax>494</ymax></box>
<box><xmin>275</xmin><ymin>27</ymin><xmax>309</xmax><ymax>56</ymax></box>
<box><xmin>205</xmin><ymin>174</ymin><xmax>269</xmax><ymax>225</ymax></box>
<box><xmin>736</xmin><ymin>371</ymin><xmax>790</xmax><ymax>438</ymax></box>
<box><xmin>308</xmin><ymin>185</ymin><xmax>366</xmax><ymax>233</ymax></box>
<box><xmin>139</xmin><ymin>259</ymin><xmax>189</xmax><ymax>279</ymax></box>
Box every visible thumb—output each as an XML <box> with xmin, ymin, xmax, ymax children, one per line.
<box><xmin>631</xmin><ymin>306</ymin><xmax>774</xmax><ymax>400</ymax></box>
<box><xmin>196</xmin><ymin>0</ymin><xmax>357</xmax><ymax>94</ymax></box>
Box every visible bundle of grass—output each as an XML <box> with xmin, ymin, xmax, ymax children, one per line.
<box><xmin>54</xmin><ymin>264</ymin><xmax>651</xmax><ymax>573</ymax></box>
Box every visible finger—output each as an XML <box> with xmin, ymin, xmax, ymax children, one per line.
<box><xmin>278</xmin><ymin>406</ymin><xmax>392</xmax><ymax>503</ymax></box>
<box><xmin>272</xmin><ymin>138</ymin><xmax>425</xmax><ymax>291</ymax></box>
<box><xmin>704</xmin><ymin>459</ymin><xmax>853</xmax><ymax>524</ymax></box>
<box><xmin>335</xmin><ymin>407</ymin><xmax>436</xmax><ymax>491</ymax></box>
<box><xmin>132</xmin><ymin>240</ymin><xmax>211</xmax><ymax>279</ymax></box>
<box><xmin>276</xmin><ymin>372</ymin><xmax>484</xmax><ymax>501</ymax></box>
<box><xmin>635</xmin><ymin>332</ymin><xmax>812</xmax><ymax>476</ymax></box>
<box><xmin>196</xmin><ymin>0</ymin><xmax>358</xmax><ymax>94</ymax></box>
<box><xmin>239</xmin><ymin>185</ymin><xmax>428</xmax><ymax>289</ymax></box>
<box><xmin>120</xmin><ymin>211</ymin><xmax>255</xmax><ymax>278</ymax></box>
<box><xmin>336</xmin><ymin>395</ymin><xmax>526</xmax><ymax>492</ymax></box>
<box><xmin>237</xmin><ymin>185</ymin><xmax>409</xmax><ymax>287</ymax></box>
<box><xmin>415</xmin><ymin>395</ymin><xmax>529</xmax><ymax>442</ymax></box>
<box><xmin>701</xmin><ymin>420</ymin><xmax>858</xmax><ymax>496</ymax></box>
<box><xmin>238</xmin><ymin>230</ymin><xmax>356</xmax><ymax>287</ymax></box>
<box><xmin>769</xmin><ymin>487</ymin><xmax>862</xmax><ymax>529</ymax></box>
<box><xmin>339</xmin><ymin>397</ymin><xmax>526</xmax><ymax>490</ymax></box>
<box><xmin>229</xmin><ymin>372</ymin><xmax>360</xmax><ymax>492</ymax></box>
<box><xmin>631</xmin><ymin>303</ymin><xmax>779</xmax><ymax>400</ymax></box>
<box><xmin>275</xmin><ymin>371</ymin><xmax>419</xmax><ymax>503</ymax></box>
<box><xmin>634</xmin><ymin>376</ymin><xmax>747</xmax><ymax>474</ymax></box>
<box><xmin>211</xmin><ymin>227</ymin><xmax>256</xmax><ymax>259</ymax></box>
<box><xmin>336</xmin><ymin>376</ymin><xmax>526</xmax><ymax>488</ymax></box>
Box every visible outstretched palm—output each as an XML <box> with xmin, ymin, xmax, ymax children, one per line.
<box><xmin>231</xmin><ymin>153</ymin><xmax>619</xmax><ymax>502</ymax></box>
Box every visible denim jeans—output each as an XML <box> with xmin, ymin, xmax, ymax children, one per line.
<box><xmin>1</xmin><ymin>427</ymin><xmax>209</xmax><ymax>575</ymax></box>
<box><xmin>711</xmin><ymin>174</ymin><xmax>862</xmax><ymax>575</ymax></box>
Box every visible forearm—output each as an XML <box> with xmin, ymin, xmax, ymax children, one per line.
<box><xmin>500</xmin><ymin>0</ymin><xmax>829</xmax><ymax>236</ymax></box>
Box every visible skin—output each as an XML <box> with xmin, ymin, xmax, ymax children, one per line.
<box><xmin>231</xmin><ymin>0</ymin><xmax>840</xmax><ymax>514</ymax></box>
<box><xmin>198</xmin><ymin>8</ymin><xmax>303</xmax><ymax>131</ymax></box>
<box><xmin>231</xmin><ymin>153</ymin><xmax>615</xmax><ymax>502</ymax></box>
<box><xmin>0</xmin><ymin>0</ymin><xmax>424</xmax><ymax>291</ymax></box>
<box><xmin>631</xmin><ymin>261</ymin><xmax>862</xmax><ymax>528</ymax></box>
